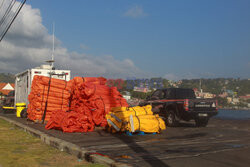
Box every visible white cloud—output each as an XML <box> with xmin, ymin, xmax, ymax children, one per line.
<box><xmin>124</xmin><ymin>5</ymin><xmax>147</xmax><ymax>19</ymax></box>
<box><xmin>0</xmin><ymin>3</ymin><xmax>147</xmax><ymax>79</ymax></box>
<box><xmin>164</xmin><ymin>73</ymin><xmax>180</xmax><ymax>81</ymax></box>
<box><xmin>80</xmin><ymin>43</ymin><xmax>90</xmax><ymax>50</ymax></box>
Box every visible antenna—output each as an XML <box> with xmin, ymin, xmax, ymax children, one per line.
<box><xmin>46</xmin><ymin>22</ymin><xmax>55</xmax><ymax>69</ymax></box>
<box><xmin>52</xmin><ymin>22</ymin><xmax>55</xmax><ymax>68</ymax></box>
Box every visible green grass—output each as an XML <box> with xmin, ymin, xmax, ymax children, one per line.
<box><xmin>0</xmin><ymin>119</ymin><xmax>106</xmax><ymax>167</ymax></box>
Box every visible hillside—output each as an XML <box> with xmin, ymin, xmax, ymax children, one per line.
<box><xmin>179</xmin><ymin>78</ymin><xmax>250</xmax><ymax>96</ymax></box>
<box><xmin>0</xmin><ymin>73</ymin><xmax>15</xmax><ymax>83</ymax></box>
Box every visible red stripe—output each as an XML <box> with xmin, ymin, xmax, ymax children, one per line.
<box><xmin>157</xmin><ymin>99</ymin><xmax>185</xmax><ymax>102</ymax></box>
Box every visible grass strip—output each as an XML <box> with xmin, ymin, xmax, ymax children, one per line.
<box><xmin>0</xmin><ymin>118</ymin><xmax>106</xmax><ymax>167</ymax></box>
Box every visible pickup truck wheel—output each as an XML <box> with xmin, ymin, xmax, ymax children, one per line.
<box><xmin>20</xmin><ymin>108</ymin><xmax>27</xmax><ymax>118</ymax></box>
<box><xmin>166</xmin><ymin>111</ymin><xmax>178</xmax><ymax>127</ymax></box>
<box><xmin>195</xmin><ymin>118</ymin><xmax>208</xmax><ymax>127</ymax></box>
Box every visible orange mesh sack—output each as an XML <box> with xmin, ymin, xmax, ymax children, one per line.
<box><xmin>27</xmin><ymin>75</ymin><xmax>71</xmax><ymax>122</ymax></box>
<box><xmin>46</xmin><ymin>76</ymin><xmax>128</xmax><ymax>133</ymax></box>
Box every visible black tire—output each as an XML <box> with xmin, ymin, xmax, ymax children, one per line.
<box><xmin>20</xmin><ymin>108</ymin><xmax>27</xmax><ymax>118</ymax></box>
<box><xmin>195</xmin><ymin>118</ymin><xmax>208</xmax><ymax>127</ymax></box>
<box><xmin>166</xmin><ymin>110</ymin><xmax>178</xmax><ymax>127</ymax></box>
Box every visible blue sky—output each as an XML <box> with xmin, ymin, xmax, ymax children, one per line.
<box><xmin>7</xmin><ymin>0</ymin><xmax>250</xmax><ymax>79</ymax></box>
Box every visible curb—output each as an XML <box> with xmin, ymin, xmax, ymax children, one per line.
<box><xmin>0</xmin><ymin>115</ymin><xmax>131</xmax><ymax>167</ymax></box>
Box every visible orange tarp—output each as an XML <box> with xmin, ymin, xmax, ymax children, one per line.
<box><xmin>26</xmin><ymin>75</ymin><xmax>129</xmax><ymax>133</ymax></box>
<box><xmin>27</xmin><ymin>76</ymin><xmax>71</xmax><ymax>122</ymax></box>
<box><xmin>45</xmin><ymin>76</ymin><xmax>128</xmax><ymax>132</ymax></box>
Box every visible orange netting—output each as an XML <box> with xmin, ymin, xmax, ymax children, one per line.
<box><xmin>27</xmin><ymin>76</ymin><xmax>128</xmax><ymax>133</ymax></box>
<box><xmin>45</xmin><ymin>77</ymin><xmax>128</xmax><ymax>132</ymax></box>
<box><xmin>27</xmin><ymin>75</ymin><xmax>72</xmax><ymax>122</ymax></box>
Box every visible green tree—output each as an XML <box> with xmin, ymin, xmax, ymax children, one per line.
<box><xmin>0</xmin><ymin>73</ymin><xmax>15</xmax><ymax>83</ymax></box>
<box><xmin>216</xmin><ymin>97</ymin><xmax>227</xmax><ymax>107</ymax></box>
<box><xmin>131</xmin><ymin>91</ymin><xmax>151</xmax><ymax>99</ymax></box>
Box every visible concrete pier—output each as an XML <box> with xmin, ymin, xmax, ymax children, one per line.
<box><xmin>1</xmin><ymin>113</ymin><xmax>249</xmax><ymax>167</ymax></box>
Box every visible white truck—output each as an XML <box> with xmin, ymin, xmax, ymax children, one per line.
<box><xmin>15</xmin><ymin>64</ymin><xmax>71</xmax><ymax>105</ymax></box>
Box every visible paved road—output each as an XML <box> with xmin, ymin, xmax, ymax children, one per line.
<box><xmin>1</xmin><ymin>113</ymin><xmax>250</xmax><ymax>167</ymax></box>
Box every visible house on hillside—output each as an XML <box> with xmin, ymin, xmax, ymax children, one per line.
<box><xmin>227</xmin><ymin>97</ymin><xmax>240</xmax><ymax>105</ymax></box>
<box><xmin>133</xmin><ymin>86</ymin><xmax>151</xmax><ymax>93</ymax></box>
<box><xmin>218</xmin><ymin>92</ymin><xmax>228</xmax><ymax>98</ymax></box>
<box><xmin>193</xmin><ymin>88</ymin><xmax>216</xmax><ymax>98</ymax></box>
<box><xmin>239</xmin><ymin>95</ymin><xmax>250</xmax><ymax>100</ymax></box>
<box><xmin>0</xmin><ymin>83</ymin><xmax>15</xmax><ymax>100</ymax></box>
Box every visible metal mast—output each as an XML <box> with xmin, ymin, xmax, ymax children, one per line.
<box><xmin>52</xmin><ymin>22</ymin><xmax>55</xmax><ymax>68</ymax></box>
<box><xmin>46</xmin><ymin>22</ymin><xmax>55</xmax><ymax>69</ymax></box>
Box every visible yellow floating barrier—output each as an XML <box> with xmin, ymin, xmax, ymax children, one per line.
<box><xmin>106</xmin><ymin>105</ymin><xmax>166</xmax><ymax>133</ymax></box>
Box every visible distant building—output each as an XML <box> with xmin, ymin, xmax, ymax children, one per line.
<box><xmin>227</xmin><ymin>97</ymin><xmax>232</xmax><ymax>103</ymax></box>
<box><xmin>232</xmin><ymin>98</ymin><xmax>240</xmax><ymax>104</ymax></box>
<box><xmin>177</xmin><ymin>80</ymin><xmax>182</xmax><ymax>85</ymax></box>
<box><xmin>193</xmin><ymin>88</ymin><xmax>216</xmax><ymax>98</ymax></box>
<box><xmin>0</xmin><ymin>83</ymin><xmax>15</xmax><ymax>100</ymax></box>
<box><xmin>123</xmin><ymin>95</ymin><xmax>131</xmax><ymax>101</ymax></box>
<box><xmin>169</xmin><ymin>80</ymin><xmax>178</xmax><ymax>88</ymax></box>
<box><xmin>226</xmin><ymin>90</ymin><xmax>234</xmax><ymax>96</ymax></box>
<box><xmin>218</xmin><ymin>92</ymin><xmax>228</xmax><ymax>98</ymax></box>
<box><xmin>239</xmin><ymin>95</ymin><xmax>250</xmax><ymax>100</ymax></box>
<box><xmin>201</xmin><ymin>92</ymin><xmax>216</xmax><ymax>98</ymax></box>
<box><xmin>133</xmin><ymin>86</ymin><xmax>151</xmax><ymax>93</ymax></box>
<box><xmin>227</xmin><ymin>97</ymin><xmax>240</xmax><ymax>104</ymax></box>
<box><xmin>193</xmin><ymin>88</ymin><xmax>200</xmax><ymax>97</ymax></box>
<box><xmin>122</xmin><ymin>91</ymin><xmax>131</xmax><ymax>101</ymax></box>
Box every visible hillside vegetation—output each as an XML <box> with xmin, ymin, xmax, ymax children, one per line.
<box><xmin>0</xmin><ymin>73</ymin><xmax>15</xmax><ymax>83</ymax></box>
<box><xmin>179</xmin><ymin>78</ymin><xmax>250</xmax><ymax>96</ymax></box>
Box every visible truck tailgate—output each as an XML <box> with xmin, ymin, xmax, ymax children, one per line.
<box><xmin>189</xmin><ymin>99</ymin><xmax>217</xmax><ymax>111</ymax></box>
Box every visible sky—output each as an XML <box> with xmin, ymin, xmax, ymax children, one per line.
<box><xmin>0</xmin><ymin>0</ymin><xmax>250</xmax><ymax>80</ymax></box>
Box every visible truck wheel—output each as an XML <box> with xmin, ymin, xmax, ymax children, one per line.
<box><xmin>166</xmin><ymin>110</ymin><xmax>178</xmax><ymax>127</ymax></box>
<box><xmin>20</xmin><ymin>108</ymin><xmax>27</xmax><ymax>118</ymax></box>
<box><xmin>195</xmin><ymin>118</ymin><xmax>208</xmax><ymax>127</ymax></box>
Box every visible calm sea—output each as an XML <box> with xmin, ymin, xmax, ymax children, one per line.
<box><xmin>216</xmin><ymin>109</ymin><xmax>250</xmax><ymax>120</ymax></box>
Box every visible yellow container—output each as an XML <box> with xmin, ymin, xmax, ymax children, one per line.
<box><xmin>16</xmin><ymin>103</ymin><xmax>26</xmax><ymax>117</ymax></box>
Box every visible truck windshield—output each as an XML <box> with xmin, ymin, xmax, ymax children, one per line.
<box><xmin>175</xmin><ymin>89</ymin><xmax>196</xmax><ymax>99</ymax></box>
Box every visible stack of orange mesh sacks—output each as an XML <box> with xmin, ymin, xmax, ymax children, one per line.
<box><xmin>45</xmin><ymin>77</ymin><xmax>128</xmax><ymax>132</ymax></box>
<box><xmin>27</xmin><ymin>75</ymin><xmax>72</xmax><ymax>122</ymax></box>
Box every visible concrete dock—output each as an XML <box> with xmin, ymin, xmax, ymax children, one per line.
<box><xmin>0</xmin><ymin>113</ymin><xmax>249</xmax><ymax>167</ymax></box>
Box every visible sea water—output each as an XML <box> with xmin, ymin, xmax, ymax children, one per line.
<box><xmin>216</xmin><ymin>109</ymin><xmax>250</xmax><ymax>120</ymax></box>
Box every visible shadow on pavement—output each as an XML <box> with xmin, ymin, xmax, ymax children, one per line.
<box><xmin>113</xmin><ymin>133</ymin><xmax>170</xmax><ymax>167</ymax></box>
<box><xmin>177</xmin><ymin>122</ymin><xmax>196</xmax><ymax>127</ymax></box>
<box><xmin>167</xmin><ymin>132</ymin><xmax>207</xmax><ymax>140</ymax></box>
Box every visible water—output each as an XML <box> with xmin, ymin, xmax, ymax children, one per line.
<box><xmin>216</xmin><ymin>109</ymin><xmax>250</xmax><ymax>120</ymax></box>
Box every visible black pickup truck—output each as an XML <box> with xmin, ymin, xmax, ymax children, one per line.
<box><xmin>140</xmin><ymin>88</ymin><xmax>218</xmax><ymax>127</ymax></box>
